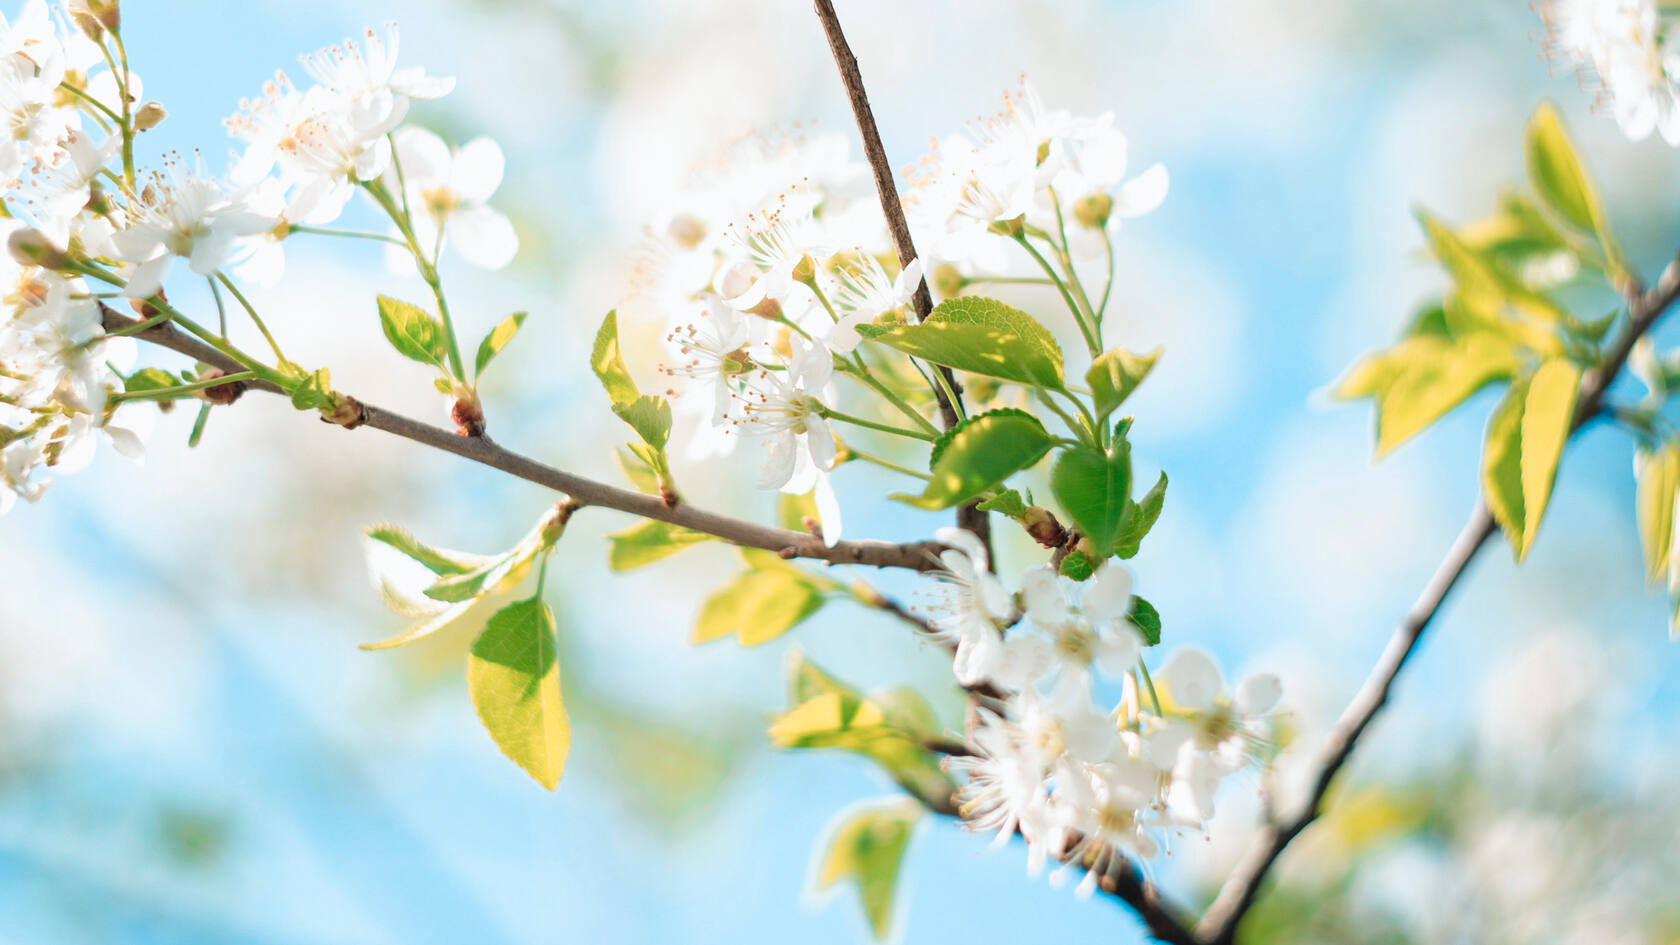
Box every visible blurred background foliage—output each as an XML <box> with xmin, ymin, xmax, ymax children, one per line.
<box><xmin>3</xmin><ymin>0</ymin><xmax>1680</xmax><ymax>942</ymax></box>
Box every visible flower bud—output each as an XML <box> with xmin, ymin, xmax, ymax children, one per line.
<box><xmin>194</xmin><ymin>368</ymin><xmax>246</xmax><ymax>406</ymax></box>
<box><xmin>1073</xmin><ymin>192</ymin><xmax>1112</xmax><ymax>229</ymax></box>
<box><xmin>537</xmin><ymin>500</ymin><xmax>578</xmax><ymax>546</ymax></box>
<box><xmin>1022</xmin><ymin>505</ymin><xmax>1067</xmax><ymax>549</ymax></box>
<box><xmin>790</xmin><ymin>254</ymin><xmax>817</xmax><ymax>285</ymax></box>
<box><xmin>450</xmin><ymin>382</ymin><xmax>485</xmax><ymax>437</ymax></box>
<box><xmin>746</xmin><ymin>294</ymin><xmax>783</xmax><ymax>321</ymax></box>
<box><xmin>320</xmin><ymin>394</ymin><xmax>366</xmax><ymax>429</ymax></box>
<box><xmin>7</xmin><ymin>227</ymin><xmax>69</xmax><ymax>270</ymax></box>
<box><xmin>129</xmin><ymin>290</ymin><xmax>164</xmax><ymax>318</ymax></box>
<box><xmin>70</xmin><ymin>0</ymin><xmax>118</xmax><ymax>38</ymax></box>
<box><xmin>932</xmin><ymin>262</ymin><xmax>965</xmax><ymax>298</ymax></box>
<box><xmin>987</xmin><ymin>214</ymin><xmax>1026</xmax><ymax>239</ymax></box>
<box><xmin>134</xmin><ymin>101</ymin><xmax>167</xmax><ymax>132</ymax></box>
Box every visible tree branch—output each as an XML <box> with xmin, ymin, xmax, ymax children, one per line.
<box><xmin>101</xmin><ymin>308</ymin><xmax>950</xmax><ymax>573</ymax></box>
<box><xmin>1195</xmin><ymin>248</ymin><xmax>1680</xmax><ymax>943</ymax></box>
<box><xmin>811</xmin><ymin>0</ymin><xmax>992</xmax><ymax>552</ymax></box>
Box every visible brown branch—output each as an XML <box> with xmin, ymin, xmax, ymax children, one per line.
<box><xmin>811</xmin><ymin>0</ymin><xmax>992</xmax><ymax>553</ymax></box>
<box><xmin>1195</xmin><ymin>248</ymin><xmax>1680</xmax><ymax>944</ymax></box>
<box><xmin>101</xmin><ymin>308</ymin><xmax>950</xmax><ymax>573</ymax></box>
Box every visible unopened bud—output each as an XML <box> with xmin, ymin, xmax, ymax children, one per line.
<box><xmin>6</xmin><ymin>227</ymin><xmax>69</xmax><ymax>270</ymax></box>
<box><xmin>195</xmin><ymin>368</ymin><xmax>246</xmax><ymax>406</ymax></box>
<box><xmin>790</xmin><ymin>254</ymin><xmax>817</xmax><ymax>285</ymax></box>
<box><xmin>1073</xmin><ymin>192</ymin><xmax>1112</xmax><ymax>229</ymax></box>
<box><xmin>134</xmin><ymin>101</ymin><xmax>166</xmax><ymax>132</ymax></box>
<box><xmin>932</xmin><ymin>262</ymin><xmax>965</xmax><ymax>298</ymax></box>
<box><xmin>537</xmin><ymin>500</ymin><xmax>578</xmax><ymax>546</ymax></box>
<box><xmin>746</xmin><ymin>294</ymin><xmax>783</xmax><ymax>321</ymax></box>
<box><xmin>320</xmin><ymin>394</ymin><xmax>366</xmax><ymax>429</ymax></box>
<box><xmin>450</xmin><ymin>382</ymin><xmax>485</xmax><ymax>437</ymax></box>
<box><xmin>987</xmin><ymin>214</ymin><xmax>1026</xmax><ymax>239</ymax></box>
<box><xmin>129</xmin><ymin>289</ymin><xmax>164</xmax><ymax>318</ymax></box>
<box><xmin>1022</xmin><ymin>505</ymin><xmax>1067</xmax><ymax>549</ymax></box>
<box><xmin>69</xmin><ymin>0</ymin><xmax>118</xmax><ymax>38</ymax></box>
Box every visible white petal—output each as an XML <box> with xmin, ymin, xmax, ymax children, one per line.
<box><xmin>804</xmin><ymin>414</ymin><xmax>837</xmax><ymax>471</ymax></box>
<box><xmin>1160</xmin><ymin>647</ymin><xmax>1222</xmax><ymax>712</ymax></box>
<box><xmin>1112</xmin><ymin>163</ymin><xmax>1168</xmax><ymax>218</ymax></box>
<box><xmin>758</xmin><ymin>431</ymin><xmax>798</xmax><ymax>490</ymax></box>
<box><xmin>1234</xmin><ymin>673</ymin><xmax>1282</xmax><ymax>717</ymax></box>
<box><xmin>1094</xmin><ymin>626</ymin><xmax>1143</xmax><ymax>677</ymax></box>
<box><xmin>1081</xmin><ymin>562</ymin><xmax>1134</xmax><ymax>622</ymax></box>
<box><xmin>813</xmin><ymin>472</ymin><xmax>843</xmax><ymax>547</ymax></box>
<box><xmin>1021</xmin><ymin>567</ymin><xmax>1070</xmax><ymax>626</ymax></box>
<box><xmin>450</xmin><ymin>137</ymin><xmax>505</xmax><ymax>204</ymax></box>
<box><xmin>123</xmin><ymin>255</ymin><xmax>171</xmax><ymax>298</ymax></box>
<box><xmin>450</xmin><ymin>205</ymin><xmax>518</xmax><ymax>270</ymax></box>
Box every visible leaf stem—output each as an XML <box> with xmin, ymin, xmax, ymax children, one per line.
<box><xmin>821</xmin><ymin>405</ymin><xmax>936</xmax><ymax>441</ymax></box>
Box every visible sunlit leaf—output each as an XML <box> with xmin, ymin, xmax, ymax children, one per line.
<box><xmin>1481</xmin><ymin>358</ymin><xmax>1580</xmax><ymax>560</ymax></box>
<box><xmin>474</xmin><ymin>311</ymin><xmax>527</xmax><ymax>378</ymax></box>
<box><xmin>468</xmin><ymin>597</ymin><xmax>569</xmax><ymax>790</ymax></box>
<box><xmin>377</xmin><ymin>295</ymin><xmax>447</xmax><ymax>368</ymax></box>
<box><xmin>858</xmin><ymin>296</ymin><xmax>1064</xmax><ymax>388</ymax></box>
<box><xmin>1635</xmin><ymin>441</ymin><xmax>1680</xmax><ymax>582</ymax></box>
<box><xmin>893</xmin><ymin>409</ymin><xmax>1053</xmax><ymax>510</ymax></box>
<box><xmin>606</xmin><ymin>519</ymin><xmax>711</xmax><ymax>571</ymax></box>
<box><xmin>1086</xmin><ymin>346</ymin><xmax>1160</xmax><ymax>420</ymax></box>
<box><xmin>1052</xmin><ymin>442</ymin><xmax>1132</xmax><ymax>558</ymax></box>
<box><xmin>813</xmin><ymin>799</ymin><xmax>921</xmax><ymax>941</ymax></box>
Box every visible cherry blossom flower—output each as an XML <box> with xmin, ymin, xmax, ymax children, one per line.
<box><xmin>731</xmin><ymin>334</ymin><xmax>836</xmax><ymax>490</ymax></box>
<box><xmin>828</xmin><ymin>254</ymin><xmax>920</xmax><ymax>352</ymax></box>
<box><xmin>111</xmin><ymin>163</ymin><xmax>275</xmax><ymax>298</ymax></box>
<box><xmin>382</xmin><ymin>126</ymin><xmax>517</xmax><ymax>270</ymax></box>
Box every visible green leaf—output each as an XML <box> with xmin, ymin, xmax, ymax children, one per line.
<box><xmin>124</xmin><ymin>367</ymin><xmax>179</xmax><ymax>394</ymax></box>
<box><xmin>616</xmin><ymin>447</ymin><xmax>661</xmax><ymax>494</ymax></box>
<box><xmin>612</xmin><ymin>395</ymin><xmax>672</xmax><ymax>450</ymax></box>
<box><xmin>1058</xmin><ymin>549</ymin><xmax>1094</xmax><ymax>581</ymax></box>
<box><xmin>813</xmin><ymin>800</ymin><xmax>921</xmax><ymax>941</ymax></box>
<box><xmin>474</xmin><ymin>311</ymin><xmax>527</xmax><ymax>378</ymax></box>
<box><xmin>1086</xmin><ymin>346</ymin><xmax>1160</xmax><ymax>420</ymax></box>
<box><xmin>1417</xmin><ymin>211</ymin><xmax>1572</xmax><ymax>329</ymax></box>
<box><xmin>1481</xmin><ymin>359</ymin><xmax>1581</xmax><ymax>560</ymax></box>
<box><xmin>1335</xmin><ymin>333</ymin><xmax>1522</xmax><ymax>456</ymax></box>
<box><xmin>289</xmin><ymin>367</ymin><xmax>333</xmax><ymax>411</ymax></box>
<box><xmin>893</xmin><ymin>409</ymin><xmax>1053</xmax><ymax>510</ymax></box>
<box><xmin>365</xmin><ymin>524</ymin><xmax>491</xmax><ymax>576</ymax></box>
<box><xmin>693</xmin><ymin>568</ymin><xmax>826</xmax><ymax>646</ymax></box>
<box><xmin>977</xmin><ymin>488</ymin><xmax>1029</xmax><ymax>521</ymax></box>
<box><xmin>1114</xmin><ymin>472</ymin><xmax>1167</xmax><ymax>559</ymax></box>
<box><xmin>606</xmin><ymin>519</ymin><xmax>711</xmax><ymax>571</ymax></box>
<box><xmin>468</xmin><ymin>598</ymin><xmax>569</xmax><ymax>790</ymax></box>
<box><xmin>858</xmin><ymin>296</ymin><xmax>1064</xmax><ymax>388</ymax></box>
<box><xmin>1635</xmin><ymin>441</ymin><xmax>1680</xmax><ymax>582</ymax></box>
<box><xmin>779</xmin><ymin>490</ymin><xmax>821</xmax><ymax>531</ymax></box>
<box><xmin>1128</xmin><ymin>595</ymin><xmax>1162</xmax><ymax>646</ymax></box>
<box><xmin>377</xmin><ymin>295</ymin><xmax>446</xmax><ymax>367</ymax></box>
<box><xmin>1051</xmin><ymin>442</ymin><xmax>1132</xmax><ymax>558</ymax></box>
<box><xmin>591</xmin><ymin>309</ymin><xmax>639</xmax><ymax>405</ymax></box>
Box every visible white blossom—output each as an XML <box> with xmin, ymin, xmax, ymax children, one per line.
<box><xmin>382</xmin><ymin>126</ymin><xmax>517</xmax><ymax>270</ymax></box>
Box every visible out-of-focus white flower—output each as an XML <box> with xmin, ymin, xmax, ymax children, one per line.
<box><xmin>1053</xmin><ymin>122</ymin><xmax>1168</xmax><ymax>258</ymax></box>
<box><xmin>721</xmin><ymin>201</ymin><xmax>831</xmax><ymax>319</ymax></box>
<box><xmin>383</xmin><ymin>126</ymin><xmax>517</xmax><ymax>270</ymax></box>
<box><xmin>1011</xmin><ymin>563</ymin><xmax>1144</xmax><ymax>700</ymax></box>
<box><xmin>111</xmin><ymin>163</ymin><xmax>275</xmax><ymax>298</ymax></box>
<box><xmin>1542</xmin><ymin>0</ymin><xmax>1680</xmax><ymax>144</ymax></box>
<box><xmin>929</xmin><ymin>525</ymin><xmax>1018</xmax><ymax>686</ymax></box>
<box><xmin>1149</xmin><ymin>647</ymin><xmax>1281</xmax><ymax>824</ymax></box>
<box><xmin>660</xmin><ymin>293</ymin><xmax>760</xmax><ymax>427</ymax></box>
<box><xmin>0</xmin><ymin>49</ymin><xmax>75</xmax><ymax>187</ymax></box>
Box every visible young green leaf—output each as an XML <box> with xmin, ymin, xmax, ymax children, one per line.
<box><xmin>813</xmin><ymin>800</ymin><xmax>922</xmax><ymax>941</ymax></box>
<box><xmin>468</xmin><ymin>597</ymin><xmax>569</xmax><ymax>790</ymax></box>
<box><xmin>377</xmin><ymin>295</ymin><xmax>447</xmax><ymax>367</ymax></box>
<box><xmin>779</xmin><ymin>489</ymin><xmax>822</xmax><ymax>531</ymax></box>
<box><xmin>1058</xmin><ymin>549</ymin><xmax>1094</xmax><ymax>581</ymax></box>
<box><xmin>612</xmin><ymin>395</ymin><xmax>672</xmax><ymax>450</ymax></box>
<box><xmin>289</xmin><ymin>367</ymin><xmax>333</xmax><ymax>411</ymax></box>
<box><xmin>1334</xmin><ymin>333</ymin><xmax>1521</xmax><ymax>457</ymax></box>
<box><xmin>1128</xmin><ymin>595</ymin><xmax>1162</xmax><ymax>646</ymax></box>
<box><xmin>1635</xmin><ymin>441</ymin><xmax>1680</xmax><ymax>582</ymax></box>
<box><xmin>1416</xmin><ymin>212</ymin><xmax>1570</xmax><ymax>328</ymax></box>
<box><xmin>1051</xmin><ymin>442</ymin><xmax>1132</xmax><ymax>558</ymax></box>
<box><xmin>1481</xmin><ymin>359</ymin><xmax>1581</xmax><ymax>560</ymax></box>
<box><xmin>893</xmin><ymin>409</ymin><xmax>1053</xmax><ymax>510</ymax></box>
<box><xmin>1114</xmin><ymin>471</ymin><xmax>1167</xmax><ymax>559</ymax></box>
<box><xmin>591</xmin><ymin>309</ymin><xmax>639</xmax><ymax>405</ymax></box>
<box><xmin>977</xmin><ymin>488</ymin><xmax>1029</xmax><ymax>521</ymax></box>
<box><xmin>124</xmin><ymin>366</ymin><xmax>180</xmax><ymax>394</ymax></box>
<box><xmin>605</xmin><ymin>519</ymin><xmax>711</xmax><ymax>571</ymax></box>
<box><xmin>1086</xmin><ymin>346</ymin><xmax>1160</xmax><ymax>420</ymax></box>
<box><xmin>857</xmin><ymin>296</ymin><xmax>1064</xmax><ymax>388</ymax></box>
<box><xmin>365</xmin><ymin>523</ymin><xmax>493</xmax><ymax>576</ymax></box>
<box><xmin>616</xmin><ymin>447</ymin><xmax>661</xmax><ymax>494</ymax></box>
<box><xmin>474</xmin><ymin>311</ymin><xmax>527</xmax><ymax>378</ymax></box>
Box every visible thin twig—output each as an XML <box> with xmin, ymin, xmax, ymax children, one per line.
<box><xmin>101</xmin><ymin>309</ymin><xmax>950</xmax><ymax>574</ymax></box>
<box><xmin>811</xmin><ymin>0</ymin><xmax>992</xmax><ymax>555</ymax></box>
<box><xmin>1196</xmin><ymin>249</ymin><xmax>1680</xmax><ymax>944</ymax></box>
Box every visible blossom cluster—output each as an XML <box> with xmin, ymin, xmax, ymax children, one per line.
<box><xmin>929</xmin><ymin>529</ymin><xmax>1279</xmax><ymax>893</ymax></box>
<box><xmin>0</xmin><ymin>2</ymin><xmax>517</xmax><ymax>513</ymax></box>
<box><xmin>631</xmin><ymin>81</ymin><xmax>1167</xmax><ymax>542</ymax></box>
<box><xmin>1542</xmin><ymin>0</ymin><xmax>1680</xmax><ymax>145</ymax></box>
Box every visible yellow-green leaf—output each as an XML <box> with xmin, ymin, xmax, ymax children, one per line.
<box><xmin>813</xmin><ymin>799</ymin><xmax>921</xmax><ymax>941</ymax></box>
<box><xmin>1342</xmin><ymin>333</ymin><xmax>1521</xmax><ymax>457</ymax></box>
<box><xmin>1525</xmin><ymin>102</ymin><xmax>1623</xmax><ymax>283</ymax></box>
<box><xmin>1481</xmin><ymin>359</ymin><xmax>1580</xmax><ymax>560</ymax></box>
<box><xmin>474</xmin><ymin>311</ymin><xmax>527</xmax><ymax>378</ymax></box>
<box><xmin>1635</xmin><ymin>442</ymin><xmax>1680</xmax><ymax>581</ymax></box>
<box><xmin>377</xmin><ymin>295</ymin><xmax>447</xmax><ymax>367</ymax></box>
<box><xmin>467</xmin><ymin>597</ymin><xmax>569</xmax><ymax>790</ymax></box>
<box><xmin>590</xmin><ymin>309</ymin><xmax>639</xmax><ymax>406</ymax></box>
<box><xmin>1086</xmin><ymin>346</ymin><xmax>1160</xmax><ymax>420</ymax></box>
<box><xmin>606</xmin><ymin>519</ymin><xmax>711</xmax><ymax>571</ymax></box>
<box><xmin>693</xmin><ymin>568</ymin><xmax>826</xmax><ymax>646</ymax></box>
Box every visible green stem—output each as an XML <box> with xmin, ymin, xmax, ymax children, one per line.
<box><xmin>1036</xmin><ymin>389</ymin><xmax>1090</xmax><ymax>442</ymax></box>
<box><xmin>289</xmin><ymin>225</ymin><xmax>409</xmax><ymax>248</ymax></box>
<box><xmin>215</xmin><ymin>274</ymin><xmax>286</xmax><ymax>363</ymax></box>
<box><xmin>74</xmin><ymin>264</ymin><xmax>279</xmax><ymax>381</ymax></box>
<box><xmin>104</xmin><ymin>34</ymin><xmax>135</xmax><ymax>191</ymax></box>
<box><xmin>1013</xmin><ymin>234</ymin><xmax>1100</xmax><ymax>354</ymax></box>
<box><xmin>844</xmin><ymin>365</ymin><xmax>940</xmax><ymax>435</ymax></box>
<box><xmin>846</xmin><ymin>446</ymin><xmax>932</xmax><ymax>480</ymax></box>
<box><xmin>1098</xmin><ymin>226</ymin><xmax>1117</xmax><ymax>322</ymax></box>
<box><xmin>111</xmin><ymin>371</ymin><xmax>258</xmax><ymax>403</ymax></box>
<box><xmin>207</xmin><ymin>276</ymin><xmax>229</xmax><ymax>337</ymax></box>
<box><xmin>57</xmin><ymin>81</ymin><xmax>121</xmax><ymax>124</ymax></box>
<box><xmin>821</xmin><ymin>406</ymin><xmax>935</xmax><ymax>441</ymax></box>
<box><xmin>1138</xmin><ymin>659</ymin><xmax>1164</xmax><ymax>717</ymax></box>
<box><xmin>103</xmin><ymin>310</ymin><xmax>173</xmax><ymax>338</ymax></box>
<box><xmin>364</xmin><ymin>180</ymin><xmax>465</xmax><ymax>378</ymax></box>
